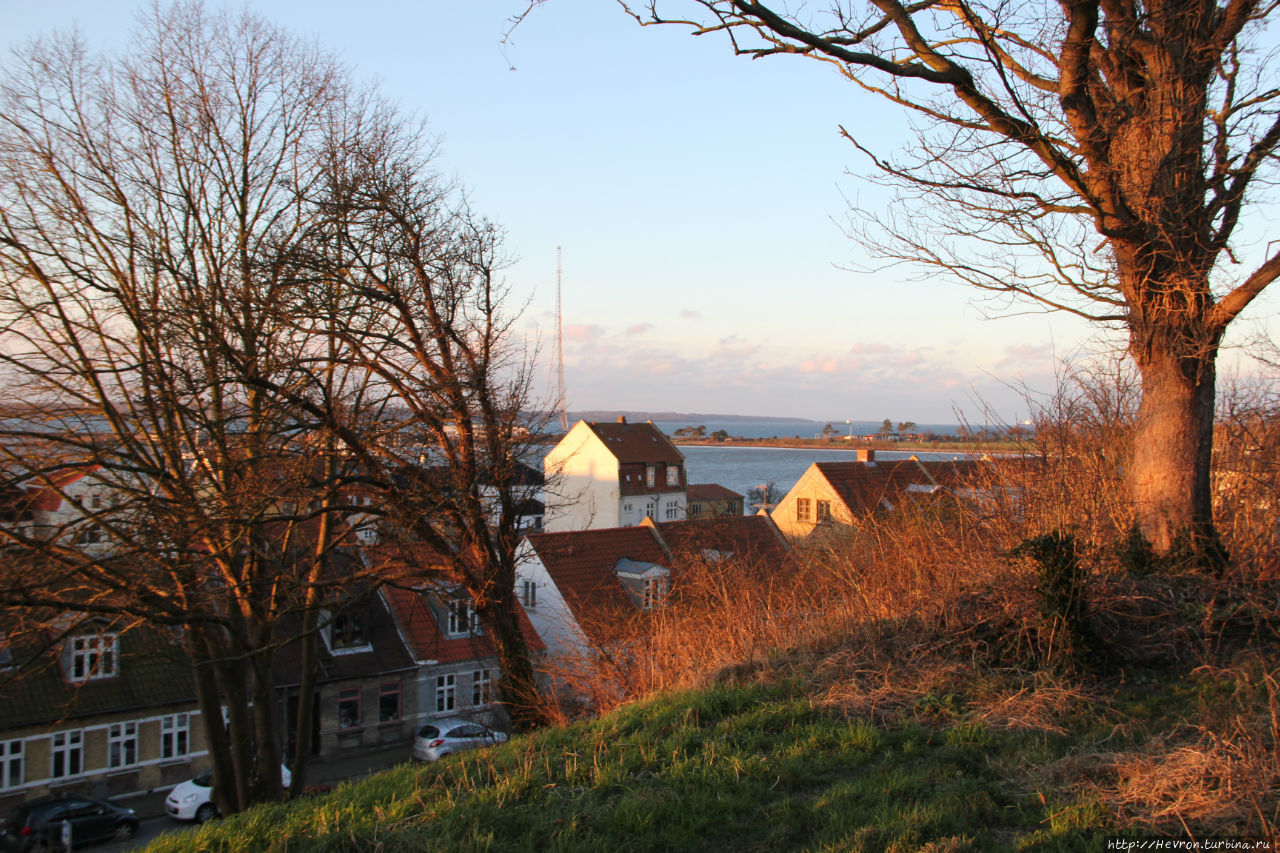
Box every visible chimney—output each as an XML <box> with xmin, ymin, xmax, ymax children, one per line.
<box><xmin>617</xmin><ymin>415</ymin><xmax>627</xmax><ymax>424</ymax></box>
<box><xmin>857</xmin><ymin>449</ymin><xmax>875</xmax><ymax>463</ymax></box>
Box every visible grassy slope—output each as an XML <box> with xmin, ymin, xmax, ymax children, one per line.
<box><xmin>146</xmin><ymin>574</ymin><xmax>1278</xmax><ymax>852</ymax></box>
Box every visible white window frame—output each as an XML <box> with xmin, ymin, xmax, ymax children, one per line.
<box><xmin>816</xmin><ymin>500</ymin><xmax>832</xmax><ymax>522</ymax></box>
<box><xmin>446</xmin><ymin>599</ymin><xmax>476</xmax><ymax>636</ymax></box>
<box><xmin>666</xmin><ymin>466</ymin><xmax>679</xmax><ymax>487</ymax></box>
<box><xmin>646</xmin><ymin>466</ymin><xmax>656</xmax><ymax>488</ymax></box>
<box><xmin>50</xmin><ymin>730</ymin><xmax>83</xmax><ymax>780</ymax></box>
<box><xmin>435</xmin><ymin>674</ymin><xmax>456</xmax><ymax>712</ymax></box>
<box><xmin>0</xmin><ymin>739</ymin><xmax>23</xmax><ymax>791</ymax></box>
<box><xmin>472</xmin><ymin>669</ymin><xmax>493</xmax><ymax>706</ymax></box>
<box><xmin>520</xmin><ymin>579</ymin><xmax>537</xmax><ymax>608</ymax></box>
<box><xmin>108</xmin><ymin>721</ymin><xmax>139</xmax><ymax>770</ymax></box>
<box><xmin>642</xmin><ymin>577</ymin><xmax>666</xmax><ymax>610</ymax></box>
<box><xmin>160</xmin><ymin>714</ymin><xmax>190</xmax><ymax>760</ymax></box>
<box><xmin>69</xmin><ymin>633</ymin><xmax>118</xmax><ymax>682</ymax></box>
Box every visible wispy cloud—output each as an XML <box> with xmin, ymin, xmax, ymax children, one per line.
<box><xmin>625</xmin><ymin>323</ymin><xmax>655</xmax><ymax>336</ymax></box>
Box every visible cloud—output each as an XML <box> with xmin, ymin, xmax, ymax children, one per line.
<box><xmin>680</xmin><ymin>309</ymin><xmax>701</xmax><ymax>319</ymax></box>
<box><xmin>563</xmin><ymin>323</ymin><xmax>605</xmax><ymax>342</ymax></box>
<box><xmin>995</xmin><ymin>342</ymin><xmax>1053</xmax><ymax>369</ymax></box>
<box><xmin>625</xmin><ymin>323</ymin><xmax>655</xmax><ymax>336</ymax></box>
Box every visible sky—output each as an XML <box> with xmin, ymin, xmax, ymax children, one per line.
<box><xmin>5</xmin><ymin>0</ymin><xmax>1279</xmax><ymax>424</ymax></box>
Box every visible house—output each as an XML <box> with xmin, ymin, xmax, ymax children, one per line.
<box><xmin>0</xmin><ymin>618</ymin><xmax>206</xmax><ymax>811</ymax></box>
<box><xmin>514</xmin><ymin>526</ymin><xmax>672</xmax><ymax>661</ymax></box>
<box><xmin>685</xmin><ymin>484</ymin><xmax>745</xmax><ymax>519</ymax></box>
<box><xmin>366</xmin><ymin>543</ymin><xmax>545</xmax><ymax>734</ymax></box>
<box><xmin>514</xmin><ymin>517</ymin><xmax>792</xmax><ymax>663</ymax></box>
<box><xmin>543</xmin><ymin>418</ymin><xmax>687</xmax><ymax>532</ymax></box>
<box><xmin>770</xmin><ymin>450</ymin><xmax>989</xmax><ymax>539</ymax></box>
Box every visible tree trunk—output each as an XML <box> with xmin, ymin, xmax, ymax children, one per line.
<box><xmin>482</xmin><ymin>589</ymin><xmax>545</xmax><ymax>732</ymax></box>
<box><xmin>1128</xmin><ymin>326</ymin><xmax>1221</xmax><ymax>562</ymax></box>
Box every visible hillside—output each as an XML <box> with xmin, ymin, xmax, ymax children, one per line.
<box><xmin>144</xmin><ymin>571</ymin><xmax>1279</xmax><ymax>852</ymax></box>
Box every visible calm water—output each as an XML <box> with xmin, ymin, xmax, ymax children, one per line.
<box><xmin>648</xmin><ymin>419</ymin><xmax>962</xmax><ymax>440</ymax></box>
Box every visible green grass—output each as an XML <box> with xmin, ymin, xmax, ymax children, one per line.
<box><xmin>144</xmin><ymin>680</ymin><xmax>1133</xmax><ymax>853</ymax></box>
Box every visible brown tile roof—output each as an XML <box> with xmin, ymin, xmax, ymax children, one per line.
<box><xmin>651</xmin><ymin>516</ymin><xmax>789</xmax><ymax>568</ymax></box>
<box><xmin>0</xmin><ymin>624</ymin><xmax>197</xmax><ymax>729</ymax></box>
<box><xmin>582</xmin><ymin>421</ymin><xmax>684</xmax><ymax>465</ymax></box>
<box><xmin>21</xmin><ymin>466</ymin><xmax>100</xmax><ymax>512</ymax></box>
<box><xmin>813</xmin><ymin>458</ymin><xmax>988</xmax><ymax>516</ymax></box>
<box><xmin>274</xmin><ymin>589</ymin><xmax>419</xmax><ymax>687</ymax></box>
<box><xmin>525</xmin><ymin>526</ymin><xmax>670</xmax><ymax>618</ymax></box>
<box><xmin>687</xmin><ymin>483</ymin><xmax>743</xmax><ymax>502</ymax></box>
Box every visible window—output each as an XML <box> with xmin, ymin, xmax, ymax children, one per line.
<box><xmin>644</xmin><ymin>503</ymin><xmax>655</xmax><ymax>519</ymax></box>
<box><xmin>69</xmin><ymin>633</ymin><xmax>118</xmax><ymax>682</ymax></box>
<box><xmin>447</xmin><ymin>599</ymin><xmax>476</xmax><ymax>635</ymax></box>
<box><xmin>645</xmin><ymin>466</ymin><xmax>656</xmax><ymax>488</ymax></box>
<box><xmin>378</xmin><ymin>682</ymin><xmax>401</xmax><ymax>723</ymax></box>
<box><xmin>0</xmin><ymin>740</ymin><xmax>23</xmax><ymax>791</ymax></box>
<box><xmin>520</xmin><ymin>579</ymin><xmax>537</xmax><ymax>608</ymax></box>
<box><xmin>472</xmin><ymin>669</ymin><xmax>493</xmax><ymax>706</ymax></box>
<box><xmin>796</xmin><ymin>498</ymin><xmax>811</xmax><ymax>522</ymax></box>
<box><xmin>90</xmin><ymin>493</ymin><xmax>102</xmax><ymax>509</ymax></box>
<box><xmin>330</xmin><ymin>612</ymin><xmax>367</xmax><ymax>649</ymax></box>
<box><xmin>688</xmin><ymin>503</ymin><xmax>702</xmax><ymax>517</ymax></box>
<box><xmin>666</xmin><ymin>465</ymin><xmax>680</xmax><ymax>487</ymax></box>
<box><xmin>161</xmin><ymin>714</ymin><xmax>190</xmax><ymax>760</ymax></box>
<box><xmin>51</xmin><ymin>730</ymin><xmax>83</xmax><ymax>779</ymax></box>
<box><xmin>435</xmin><ymin>674</ymin><xmax>455</xmax><ymax>712</ymax></box>
<box><xmin>664</xmin><ymin>501</ymin><xmax>679</xmax><ymax>520</ymax></box>
<box><xmin>624</xmin><ymin>502</ymin><xmax>633</xmax><ymax>512</ymax></box>
<box><xmin>108</xmin><ymin>722</ymin><xmax>138</xmax><ymax>770</ymax></box>
<box><xmin>816</xmin><ymin>500</ymin><xmax>832</xmax><ymax>522</ymax></box>
<box><xmin>641</xmin><ymin>577</ymin><xmax>666</xmax><ymax>610</ymax></box>
<box><xmin>338</xmin><ymin>687</ymin><xmax>362</xmax><ymax>730</ymax></box>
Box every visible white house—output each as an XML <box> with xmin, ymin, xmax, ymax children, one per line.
<box><xmin>513</xmin><ymin>526</ymin><xmax>672</xmax><ymax>661</ymax></box>
<box><xmin>543</xmin><ymin>418</ymin><xmax>687</xmax><ymax>532</ymax></box>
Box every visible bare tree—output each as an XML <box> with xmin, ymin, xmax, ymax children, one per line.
<box><xmin>527</xmin><ymin>0</ymin><xmax>1280</xmax><ymax>560</ymax></box>
<box><xmin>0</xmin><ymin>1</ymin><xmax>542</xmax><ymax>812</ymax></box>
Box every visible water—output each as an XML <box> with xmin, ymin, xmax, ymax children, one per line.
<box><xmin>647</xmin><ymin>419</ymin><xmax>962</xmax><ymax>440</ymax></box>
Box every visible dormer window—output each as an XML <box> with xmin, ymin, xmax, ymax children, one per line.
<box><xmin>666</xmin><ymin>465</ymin><xmax>680</xmax><ymax>487</ymax></box>
<box><xmin>68</xmin><ymin>633</ymin><xmax>118</xmax><ymax>682</ymax></box>
<box><xmin>447</xmin><ymin>598</ymin><xmax>477</xmax><ymax>636</ymax></box>
<box><xmin>331</xmin><ymin>612</ymin><xmax>367</xmax><ymax>649</ymax></box>
<box><xmin>646</xmin><ymin>466</ymin><xmax>656</xmax><ymax>488</ymax></box>
<box><xmin>642</xmin><ymin>577</ymin><xmax>666</xmax><ymax>610</ymax></box>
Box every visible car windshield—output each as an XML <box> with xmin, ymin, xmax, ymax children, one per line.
<box><xmin>192</xmin><ymin>770</ymin><xmax>213</xmax><ymax>787</ymax></box>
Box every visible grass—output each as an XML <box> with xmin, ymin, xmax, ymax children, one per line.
<box><xmin>142</xmin><ymin>570</ymin><xmax>1280</xmax><ymax>853</ymax></box>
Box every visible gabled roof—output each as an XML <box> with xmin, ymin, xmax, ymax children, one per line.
<box><xmin>650</xmin><ymin>515</ymin><xmax>790</xmax><ymax>568</ymax></box>
<box><xmin>812</xmin><ymin>458</ymin><xmax>988</xmax><ymax>516</ymax></box>
<box><xmin>21</xmin><ymin>466</ymin><xmax>102</xmax><ymax>512</ymax></box>
<box><xmin>581</xmin><ymin>420</ymin><xmax>684</xmax><ymax>465</ymax></box>
<box><xmin>525</xmin><ymin>526</ymin><xmax>670</xmax><ymax>616</ymax></box>
<box><xmin>274</xmin><ymin>589</ymin><xmax>418</xmax><ymax>687</ymax></box>
<box><xmin>687</xmin><ymin>483</ymin><xmax>744</xmax><ymax>502</ymax></box>
<box><xmin>381</xmin><ymin>585</ymin><xmax>544</xmax><ymax>665</ymax></box>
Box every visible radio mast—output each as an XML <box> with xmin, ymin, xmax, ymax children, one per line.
<box><xmin>555</xmin><ymin>246</ymin><xmax>569</xmax><ymax>432</ymax></box>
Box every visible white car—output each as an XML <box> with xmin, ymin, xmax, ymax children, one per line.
<box><xmin>412</xmin><ymin>719</ymin><xmax>507</xmax><ymax>762</ymax></box>
<box><xmin>165</xmin><ymin>765</ymin><xmax>292</xmax><ymax>823</ymax></box>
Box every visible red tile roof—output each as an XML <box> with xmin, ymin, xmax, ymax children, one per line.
<box><xmin>21</xmin><ymin>466</ymin><xmax>100</xmax><ymax>512</ymax></box>
<box><xmin>381</xmin><ymin>585</ymin><xmax>544</xmax><ymax>665</ymax></box>
<box><xmin>813</xmin><ymin>458</ymin><xmax>988</xmax><ymax>516</ymax></box>
<box><xmin>582</xmin><ymin>420</ymin><xmax>684</xmax><ymax>465</ymax></box>
<box><xmin>687</xmin><ymin>483</ymin><xmax>744</xmax><ymax>502</ymax></box>
<box><xmin>525</xmin><ymin>526</ymin><xmax>670</xmax><ymax>618</ymax></box>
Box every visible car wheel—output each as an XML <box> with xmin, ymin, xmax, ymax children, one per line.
<box><xmin>194</xmin><ymin>803</ymin><xmax>218</xmax><ymax>823</ymax></box>
<box><xmin>112</xmin><ymin>821</ymin><xmax>138</xmax><ymax>842</ymax></box>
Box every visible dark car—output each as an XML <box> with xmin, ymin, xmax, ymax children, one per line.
<box><xmin>0</xmin><ymin>795</ymin><xmax>137</xmax><ymax>851</ymax></box>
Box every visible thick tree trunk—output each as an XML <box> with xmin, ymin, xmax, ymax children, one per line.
<box><xmin>482</xmin><ymin>589</ymin><xmax>546</xmax><ymax>732</ymax></box>
<box><xmin>1128</xmin><ymin>329</ymin><xmax>1221</xmax><ymax>561</ymax></box>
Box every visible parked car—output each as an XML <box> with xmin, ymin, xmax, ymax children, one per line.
<box><xmin>165</xmin><ymin>764</ymin><xmax>292</xmax><ymax>823</ymax></box>
<box><xmin>412</xmin><ymin>718</ymin><xmax>508</xmax><ymax>762</ymax></box>
<box><xmin>1</xmin><ymin>795</ymin><xmax>137</xmax><ymax>851</ymax></box>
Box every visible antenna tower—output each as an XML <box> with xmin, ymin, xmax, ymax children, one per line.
<box><xmin>555</xmin><ymin>246</ymin><xmax>569</xmax><ymax>432</ymax></box>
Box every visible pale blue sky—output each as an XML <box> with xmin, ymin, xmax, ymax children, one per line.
<box><xmin>7</xmin><ymin>1</ymin><xmax>1277</xmax><ymax>423</ymax></box>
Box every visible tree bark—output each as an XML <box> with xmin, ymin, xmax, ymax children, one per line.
<box><xmin>1128</xmin><ymin>320</ymin><xmax>1222</xmax><ymax>562</ymax></box>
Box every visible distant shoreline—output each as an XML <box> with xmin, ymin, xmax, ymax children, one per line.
<box><xmin>668</xmin><ymin>437</ymin><xmax>1023</xmax><ymax>453</ymax></box>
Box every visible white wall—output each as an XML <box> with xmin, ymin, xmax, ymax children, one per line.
<box><xmin>513</xmin><ymin>539</ymin><xmax>593</xmax><ymax>660</ymax></box>
<box><xmin>543</xmin><ymin>422</ymin><xmax>621</xmax><ymax>532</ymax></box>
